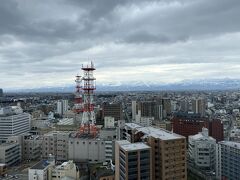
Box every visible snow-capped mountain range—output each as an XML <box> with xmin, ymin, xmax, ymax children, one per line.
<box><xmin>5</xmin><ymin>78</ymin><xmax>240</xmax><ymax>93</ymax></box>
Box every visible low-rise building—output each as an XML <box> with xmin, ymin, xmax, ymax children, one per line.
<box><xmin>68</xmin><ymin>133</ymin><xmax>106</xmax><ymax>163</ymax></box>
<box><xmin>0</xmin><ymin>142</ymin><xmax>21</xmax><ymax>166</ymax></box>
<box><xmin>29</xmin><ymin>160</ymin><xmax>50</xmax><ymax>180</ymax></box>
<box><xmin>41</xmin><ymin>131</ymin><xmax>70</xmax><ymax>161</ymax></box>
<box><xmin>49</xmin><ymin>160</ymin><xmax>79</xmax><ymax>180</ymax></box>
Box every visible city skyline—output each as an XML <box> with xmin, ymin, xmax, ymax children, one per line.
<box><xmin>1</xmin><ymin>0</ymin><xmax>240</xmax><ymax>89</ymax></box>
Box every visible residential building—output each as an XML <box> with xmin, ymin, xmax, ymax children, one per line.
<box><xmin>132</xmin><ymin>101</ymin><xmax>137</xmax><ymax>120</ymax></box>
<box><xmin>42</xmin><ymin>131</ymin><xmax>70</xmax><ymax>161</ymax></box>
<box><xmin>57</xmin><ymin>100</ymin><xmax>68</xmax><ymax>116</ymax></box>
<box><xmin>180</xmin><ymin>99</ymin><xmax>189</xmax><ymax>113</ymax></box>
<box><xmin>188</xmin><ymin>128</ymin><xmax>216</xmax><ymax>170</ymax></box>
<box><xmin>192</xmin><ymin>98</ymin><xmax>206</xmax><ymax>117</ymax></box>
<box><xmin>162</xmin><ymin>98</ymin><xmax>171</xmax><ymax>118</ymax></box>
<box><xmin>216</xmin><ymin>141</ymin><xmax>240</xmax><ymax>180</ymax></box>
<box><xmin>115</xmin><ymin>140</ymin><xmax>151</xmax><ymax>180</ymax></box>
<box><xmin>122</xmin><ymin>123</ymin><xmax>187</xmax><ymax>180</ymax></box>
<box><xmin>23</xmin><ymin>135</ymin><xmax>42</xmax><ymax>160</ymax></box>
<box><xmin>135</xmin><ymin>110</ymin><xmax>154</xmax><ymax>126</ymax></box>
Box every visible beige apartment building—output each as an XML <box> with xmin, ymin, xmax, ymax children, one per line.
<box><xmin>121</xmin><ymin>123</ymin><xmax>187</xmax><ymax>180</ymax></box>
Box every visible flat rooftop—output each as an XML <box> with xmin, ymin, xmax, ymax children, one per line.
<box><xmin>121</xmin><ymin>142</ymin><xmax>150</xmax><ymax>152</ymax></box>
<box><xmin>219</xmin><ymin>141</ymin><xmax>240</xmax><ymax>149</ymax></box>
<box><xmin>30</xmin><ymin>160</ymin><xmax>49</xmax><ymax>170</ymax></box>
<box><xmin>125</xmin><ymin>123</ymin><xmax>142</xmax><ymax>129</ymax></box>
<box><xmin>138</xmin><ymin>126</ymin><xmax>184</xmax><ymax>140</ymax></box>
<box><xmin>125</xmin><ymin>123</ymin><xmax>185</xmax><ymax>140</ymax></box>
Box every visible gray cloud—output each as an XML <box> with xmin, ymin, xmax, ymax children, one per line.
<box><xmin>0</xmin><ymin>0</ymin><xmax>240</xmax><ymax>89</ymax></box>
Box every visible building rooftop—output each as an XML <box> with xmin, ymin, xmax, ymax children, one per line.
<box><xmin>219</xmin><ymin>141</ymin><xmax>240</xmax><ymax>149</ymax></box>
<box><xmin>121</xmin><ymin>142</ymin><xmax>150</xmax><ymax>152</ymax></box>
<box><xmin>125</xmin><ymin>123</ymin><xmax>142</xmax><ymax>129</ymax></box>
<box><xmin>30</xmin><ymin>160</ymin><xmax>49</xmax><ymax>170</ymax></box>
<box><xmin>138</xmin><ymin>126</ymin><xmax>184</xmax><ymax>140</ymax></box>
<box><xmin>189</xmin><ymin>133</ymin><xmax>215</xmax><ymax>141</ymax></box>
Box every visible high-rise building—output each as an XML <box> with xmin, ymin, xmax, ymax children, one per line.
<box><xmin>137</xmin><ymin>101</ymin><xmax>163</xmax><ymax>121</ymax></box>
<box><xmin>0</xmin><ymin>106</ymin><xmax>31</xmax><ymax>142</ymax></box>
<box><xmin>135</xmin><ymin>110</ymin><xmax>154</xmax><ymax>126</ymax></box>
<box><xmin>162</xmin><ymin>98</ymin><xmax>172</xmax><ymax>117</ymax></box>
<box><xmin>191</xmin><ymin>98</ymin><xmax>206</xmax><ymax>117</ymax></box>
<box><xmin>102</xmin><ymin>103</ymin><xmax>123</xmax><ymax>121</ymax></box>
<box><xmin>132</xmin><ymin>101</ymin><xmax>137</xmax><ymax>120</ymax></box>
<box><xmin>188</xmin><ymin>128</ymin><xmax>216</xmax><ymax>171</ymax></box>
<box><xmin>122</xmin><ymin>123</ymin><xmax>187</xmax><ymax>180</ymax></box>
<box><xmin>57</xmin><ymin>100</ymin><xmax>68</xmax><ymax>116</ymax></box>
<box><xmin>115</xmin><ymin>140</ymin><xmax>151</xmax><ymax>180</ymax></box>
<box><xmin>179</xmin><ymin>99</ymin><xmax>189</xmax><ymax>113</ymax></box>
<box><xmin>216</xmin><ymin>141</ymin><xmax>240</xmax><ymax>180</ymax></box>
<box><xmin>0</xmin><ymin>89</ymin><xmax>3</xmax><ymax>97</ymax></box>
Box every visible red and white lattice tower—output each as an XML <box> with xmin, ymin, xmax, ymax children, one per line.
<box><xmin>74</xmin><ymin>75</ymin><xmax>83</xmax><ymax>114</ymax></box>
<box><xmin>79</xmin><ymin>62</ymin><xmax>98</xmax><ymax>136</ymax></box>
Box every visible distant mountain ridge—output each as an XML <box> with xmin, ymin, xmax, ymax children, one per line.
<box><xmin>5</xmin><ymin>78</ymin><xmax>240</xmax><ymax>92</ymax></box>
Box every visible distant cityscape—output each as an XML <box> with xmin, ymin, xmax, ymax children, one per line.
<box><xmin>1</xmin><ymin>1</ymin><xmax>240</xmax><ymax>179</ymax></box>
<box><xmin>0</xmin><ymin>63</ymin><xmax>240</xmax><ymax>180</ymax></box>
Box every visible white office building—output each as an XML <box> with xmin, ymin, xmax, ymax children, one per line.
<box><xmin>0</xmin><ymin>106</ymin><xmax>31</xmax><ymax>142</ymax></box>
<box><xmin>188</xmin><ymin>128</ymin><xmax>216</xmax><ymax>170</ymax></box>
<box><xmin>57</xmin><ymin>100</ymin><xmax>68</xmax><ymax>116</ymax></box>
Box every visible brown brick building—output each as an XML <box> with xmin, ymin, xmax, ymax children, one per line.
<box><xmin>171</xmin><ymin>113</ymin><xmax>223</xmax><ymax>142</ymax></box>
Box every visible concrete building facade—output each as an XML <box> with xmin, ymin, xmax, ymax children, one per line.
<box><xmin>188</xmin><ymin>128</ymin><xmax>216</xmax><ymax>170</ymax></box>
<box><xmin>41</xmin><ymin>131</ymin><xmax>70</xmax><ymax>161</ymax></box>
<box><xmin>0</xmin><ymin>107</ymin><xmax>31</xmax><ymax>142</ymax></box>
<box><xmin>68</xmin><ymin>135</ymin><xmax>106</xmax><ymax>163</ymax></box>
<box><xmin>0</xmin><ymin>142</ymin><xmax>21</xmax><ymax>166</ymax></box>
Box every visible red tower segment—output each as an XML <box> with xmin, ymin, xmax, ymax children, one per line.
<box><xmin>79</xmin><ymin>62</ymin><xmax>99</xmax><ymax>136</ymax></box>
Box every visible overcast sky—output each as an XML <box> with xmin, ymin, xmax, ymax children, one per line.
<box><xmin>1</xmin><ymin>0</ymin><xmax>240</xmax><ymax>89</ymax></box>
